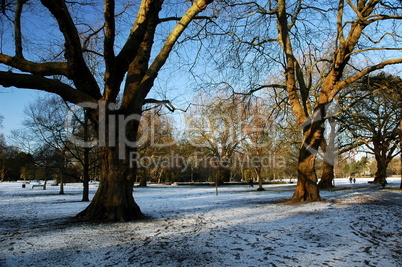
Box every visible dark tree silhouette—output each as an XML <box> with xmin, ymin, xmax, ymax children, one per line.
<box><xmin>0</xmin><ymin>0</ymin><xmax>213</xmax><ymax>221</ymax></box>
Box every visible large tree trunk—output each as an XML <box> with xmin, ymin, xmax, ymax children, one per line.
<box><xmin>319</xmin><ymin>161</ymin><xmax>335</xmax><ymax>189</ymax></box>
<box><xmin>372</xmin><ymin>155</ymin><xmax>390</xmax><ymax>184</ymax></box>
<box><xmin>291</xmin><ymin>149</ymin><xmax>322</xmax><ymax>202</ymax></box>
<box><xmin>77</xmin><ymin>147</ymin><xmax>144</xmax><ymax>222</ymax></box>
<box><xmin>77</xmin><ymin>110</ymin><xmax>145</xmax><ymax>222</ymax></box>
<box><xmin>290</xmin><ymin>107</ymin><xmax>325</xmax><ymax>202</ymax></box>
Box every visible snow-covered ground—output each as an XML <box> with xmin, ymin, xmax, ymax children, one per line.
<box><xmin>1</xmin><ymin>178</ymin><xmax>401</xmax><ymax>267</ymax></box>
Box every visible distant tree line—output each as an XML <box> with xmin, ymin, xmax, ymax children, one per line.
<box><xmin>3</xmin><ymin>71</ymin><xmax>400</xmax><ymax>188</ymax></box>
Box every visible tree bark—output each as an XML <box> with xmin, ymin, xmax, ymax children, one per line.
<box><xmin>277</xmin><ymin>0</ymin><xmax>322</xmax><ymax>201</ymax></box>
<box><xmin>138</xmin><ymin>169</ymin><xmax>147</xmax><ymax>186</ymax></box>
<box><xmin>216</xmin><ymin>167</ymin><xmax>226</xmax><ymax>185</ymax></box>
<box><xmin>371</xmin><ymin>136</ymin><xmax>393</xmax><ymax>184</ymax></box>
<box><xmin>290</xmin><ymin>106</ymin><xmax>325</xmax><ymax>202</ymax></box>
<box><xmin>77</xmin><ymin>147</ymin><xmax>144</xmax><ymax>222</ymax></box>
<box><xmin>77</xmin><ymin>110</ymin><xmax>144</xmax><ymax>222</ymax></box>
<box><xmin>372</xmin><ymin>155</ymin><xmax>389</xmax><ymax>184</ymax></box>
<box><xmin>318</xmin><ymin>120</ymin><xmax>336</xmax><ymax>189</ymax></box>
<box><xmin>319</xmin><ymin>161</ymin><xmax>335</xmax><ymax>189</ymax></box>
<box><xmin>292</xmin><ymin>152</ymin><xmax>321</xmax><ymax>202</ymax></box>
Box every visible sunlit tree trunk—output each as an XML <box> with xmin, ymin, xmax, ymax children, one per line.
<box><xmin>292</xmin><ymin>152</ymin><xmax>321</xmax><ymax>201</ymax></box>
<box><xmin>276</xmin><ymin>0</ymin><xmax>322</xmax><ymax>201</ymax></box>
<box><xmin>319</xmin><ymin>161</ymin><xmax>335</xmax><ymax>189</ymax></box>
<box><xmin>290</xmin><ymin>106</ymin><xmax>325</xmax><ymax>201</ymax></box>
<box><xmin>273</xmin><ymin>0</ymin><xmax>402</xmax><ymax>202</ymax></box>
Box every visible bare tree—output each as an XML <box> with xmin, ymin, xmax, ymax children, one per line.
<box><xmin>199</xmin><ymin>0</ymin><xmax>402</xmax><ymax>201</ymax></box>
<box><xmin>20</xmin><ymin>95</ymin><xmax>99</xmax><ymax>199</ymax></box>
<box><xmin>136</xmin><ymin>109</ymin><xmax>176</xmax><ymax>186</ymax></box>
<box><xmin>272</xmin><ymin>0</ymin><xmax>402</xmax><ymax>201</ymax></box>
<box><xmin>0</xmin><ymin>0</ymin><xmax>213</xmax><ymax>221</ymax></box>
<box><xmin>338</xmin><ymin>73</ymin><xmax>402</xmax><ymax>184</ymax></box>
<box><xmin>242</xmin><ymin>98</ymin><xmax>282</xmax><ymax>190</ymax></box>
<box><xmin>186</xmin><ymin>95</ymin><xmax>246</xmax><ymax>185</ymax></box>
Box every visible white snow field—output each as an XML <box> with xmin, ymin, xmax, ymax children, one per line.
<box><xmin>1</xmin><ymin>178</ymin><xmax>401</xmax><ymax>267</ymax></box>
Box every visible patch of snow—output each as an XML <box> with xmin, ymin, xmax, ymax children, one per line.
<box><xmin>0</xmin><ymin>178</ymin><xmax>401</xmax><ymax>266</ymax></box>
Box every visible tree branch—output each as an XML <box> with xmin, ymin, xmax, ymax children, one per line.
<box><xmin>336</xmin><ymin>0</ymin><xmax>345</xmax><ymax>44</ymax></box>
<box><xmin>159</xmin><ymin>15</ymin><xmax>213</xmax><ymax>23</ymax></box>
<box><xmin>0</xmin><ymin>54</ymin><xmax>69</xmax><ymax>76</ymax></box>
<box><xmin>362</xmin><ymin>32</ymin><xmax>402</xmax><ymax>44</ymax></box>
<box><xmin>40</xmin><ymin>0</ymin><xmax>101</xmax><ymax>99</ymax></box>
<box><xmin>143</xmin><ymin>0</ymin><xmax>213</xmax><ymax>86</ymax></box>
<box><xmin>143</xmin><ymin>99</ymin><xmax>176</xmax><ymax>112</ymax></box>
<box><xmin>121</xmin><ymin>0</ymin><xmax>213</xmax><ymax>111</ymax></box>
<box><xmin>103</xmin><ymin>0</ymin><xmax>116</xmax><ymax>100</ymax></box>
<box><xmin>14</xmin><ymin>0</ymin><xmax>27</xmax><ymax>58</ymax></box>
<box><xmin>104</xmin><ymin>0</ymin><xmax>115</xmax><ymax>61</ymax></box>
<box><xmin>347</xmin><ymin>47</ymin><xmax>402</xmax><ymax>57</ymax></box>
<box><xmin>0</xmin><ymin>71</ymin><xmax>95</xmax><ymax>104</ymax></box>
<box><xmin>114</xmin><ymin>0</ymin><xmax>161</xmax><ymax>90</ymax></box>
<box><xmin>233</xmin><ymin>84</ymin><xmax>286</xmax><ymax>96</ymax></box>
<box><xmin>336</xmin><ymin>58</ymin><xmax>402</xmax><ymax>92</ymax></box>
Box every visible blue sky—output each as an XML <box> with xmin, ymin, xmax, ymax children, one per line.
<box><xmin>1</xmin><ymin>1</ymin><xmax>401</xmax><ymax>149</ymax></box>
<box><xmin>0</xmin><ymin>2</ymin><xmax>196</xmax><ymax>144</ymax></box>
<box><xmin>0</xmin><ymin>88</ymin><xmax>48</xmax><ymax>139</ymax></box>
<box><xmin>0</xmin><ymin>89</ymin><xmax>31</xmax><ymax>135</ymax></box>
